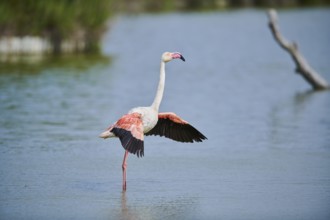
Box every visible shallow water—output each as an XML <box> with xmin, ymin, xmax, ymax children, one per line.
<box><xmin>1</xmin><ymin>9</ymin><xmax>330</xmax><ymax>220</ymax></box>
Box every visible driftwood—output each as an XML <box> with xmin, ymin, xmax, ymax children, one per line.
<box><xmin>267</xmin><ymin>9</ymin><xmax>329</xmax><ymax>90</ymax></box>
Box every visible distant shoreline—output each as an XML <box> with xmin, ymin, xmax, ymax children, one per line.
<box><xmin>0</xmin><ymin>36</ymin><xmax>85</xmax><ymax>55</ymax></box>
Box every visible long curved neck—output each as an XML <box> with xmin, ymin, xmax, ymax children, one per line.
<box><xmin>151</xmin><ymin>61</ymin><xmax>166</xmax><ymax>112</ymax></box>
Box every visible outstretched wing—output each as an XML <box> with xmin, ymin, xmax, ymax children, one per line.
<box><xmin>145</xmin><ymin>112</ymin><xmax>207</xmax><ymax>143</ymax></box>
<box><xmin>111</xmin><ymin>113</ymin><xmax>144</xmax><ymax>157</ymax></box>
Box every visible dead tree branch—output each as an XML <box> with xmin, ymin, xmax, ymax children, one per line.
<box><xmin>267</xmin><ymin>9</ymin><xmax>329</xmax><ymax>90</ymax></box>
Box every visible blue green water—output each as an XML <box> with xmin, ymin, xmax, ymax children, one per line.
<box><xmin>1</xmin><ymin>9</ymin><xmax>330</xmax><ymax>219</ymax></box>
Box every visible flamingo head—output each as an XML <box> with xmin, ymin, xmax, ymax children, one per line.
<box><xmin>162</xmin><ymin>52</ymin><xmax>185</xmax><ymax>63</ymax></box>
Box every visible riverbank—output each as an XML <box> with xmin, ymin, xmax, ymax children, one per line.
<box><xmin>0</xmin><ymin>0</ymin><xmax>112</xmax><ymax>55</ymax></box>
<box><xmin>0</xmin><ymin>0</ymin><xmax>329</xmax><ymax>57</ymax></box>
<box><xmin>0</xmin><ymin>36</ymin><xmax>85</xmax><ymax>55</ymax></box>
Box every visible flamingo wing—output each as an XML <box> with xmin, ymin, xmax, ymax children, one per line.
<box><xmin>111</xmin><ymin>113</ymin><xmax>144</xmax><ymax>157</ymax></box>
<box><xmin>145</xmin><ymin>112</ymin><xmax>207</xmax><ymax>143</ymax></box>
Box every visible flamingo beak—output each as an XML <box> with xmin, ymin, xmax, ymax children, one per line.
<box><xmin>99</xmin><ymin>130</ymin><xmax>111</xmax><ymax>139</ymax></box>
<box><xmin>172</xmin><ymin>52</ymin><xmax>185</xmax><ymax>62</ymax></box>
<box><xmin>180</xmin><ymin>55</ymin><xmax>185</xmax><ymax>62</ymax></box>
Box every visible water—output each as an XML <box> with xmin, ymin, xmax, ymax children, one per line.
<box><xmin>1</xmin><ymin>9</ymin><xmax>330</xmax><ymax>220</ymax></box>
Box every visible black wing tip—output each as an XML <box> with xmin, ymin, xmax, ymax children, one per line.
<box><xmin>187</xmin><ymin>124</ymin><xmax>207</xmax><ymax>143</ymax></box>
<box><xmin>190</xmin><ymin>135</ymin><xmax>207</xmax><ymax>143</ymax></box>
<box><xmin>136</xmin><ymin>149</ymin><xmax>144</xmax><ymax>158</ymax></box>
<box><xmin>197</xmin><ymin>133</ymin><xmax>208</xmax><ymax>142</ymax></box>
<box><xmin>112</xmin><ymin>127</ymin><xmax>144</xmax><ymax>158</ymax></box>
<box><xmin>145</xmin><ymin>118</ymin><xmax>207</xmax><ymax>143</ymax></box>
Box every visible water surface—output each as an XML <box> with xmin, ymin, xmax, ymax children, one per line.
<box><xmin>1</xmin><ymin>9</ymin><xmax>330</xmax><ymax>220</ymax></box>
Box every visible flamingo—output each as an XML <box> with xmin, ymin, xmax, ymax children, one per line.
<box><xmin>99</xmin><ymin>52</ymin><xmax>207</xmax><ymax>191</ymax></box>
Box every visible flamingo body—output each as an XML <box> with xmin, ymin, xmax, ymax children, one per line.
<box><xmin>100</xmin><ymin>52</ymin><xmax>206</xmax><ymax>191</ymax></box>
<box><xmin>128</xmin><ymin>106</ymin><xmax>158</xmax><ymax>133</ymax></box>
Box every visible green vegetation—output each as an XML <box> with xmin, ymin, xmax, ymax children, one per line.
<box><xmin>116</xmin><ymin>0</ymin><xmax>330</xmax><ymax>12</ymax></box>
<box><xmin>0</xmin><ymin>54</ymin><xmax>111</xmax><ymax>73</ymax></box>
<box><xmin>0</xmin><ymin>0</ymin><xmax>329</xmax><ymax>55</ymax></box>
<box><xmin>0</xmin><ymin>0</ymin><xmax>113</xmax><ymax>54</ymax></box>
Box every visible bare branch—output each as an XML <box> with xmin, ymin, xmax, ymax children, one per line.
<box><xmin>267</xmin><ymin>9</ymin><xmax>329</xmax><ymax>90</ymax></box>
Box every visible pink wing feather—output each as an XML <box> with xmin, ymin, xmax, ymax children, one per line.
<box><xmin>111</xmin><ymin>113</ymin><xmax>144</xmax><ymax>157</ymax></box>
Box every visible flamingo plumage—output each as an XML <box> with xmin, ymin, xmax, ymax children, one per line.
<box><xmin>99</xmin><ymin>52</ymin><xmax>207</xmax><ymax>191</ymax></box>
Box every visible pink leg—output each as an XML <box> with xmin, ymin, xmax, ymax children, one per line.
<box><xmin>122</xmin><ymin>150</ymin><xmax>129</xmax><ymax>191</ymax></box>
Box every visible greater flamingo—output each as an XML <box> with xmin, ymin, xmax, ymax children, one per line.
<box><xmin>100</xmin><ymin>52</ymin><xmax>207</xmax><ymax>191</ymax></box>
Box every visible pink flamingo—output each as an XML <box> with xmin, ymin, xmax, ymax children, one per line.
<box><xmin>100</xmin><ymin>52</ymin><xmax>207</xmax><ymax>191</ymax></box>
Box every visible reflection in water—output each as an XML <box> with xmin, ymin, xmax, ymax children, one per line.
<box><xmin>0</xmin><ymin>54</ymin><xmax>111</xmax><ymax>74</ymax></box>
<box><xmin>120</xmin><ymin>191</ymin><xmax>136</xmax><ymax>220</ymax></box>
<box><xmin>116</xmin><ymin>191</ymin><xmax>198</xmax><ymax>220</ymax></box>
<box><xmin>268</xmin><ymin>89</ymin><xmax>330</xmax><ymax>148</ymax></box>
<box><xmin>293</xmin><ymin>89</ymin><xmax>325</xmax><ymax>111</ymax></box>
<box><xmin>292</xmin><ymin>90</ymin><xmax>315</xmax><ymax>114</ymax></box>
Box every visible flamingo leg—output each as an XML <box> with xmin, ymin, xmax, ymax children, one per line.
<box><xmin>122</xmin><ymin>150</ymin><xmax>129</xmax><ymax>191</ymax></box>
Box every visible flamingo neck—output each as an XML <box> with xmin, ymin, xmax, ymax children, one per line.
<box><xmin>151</xmin><ymin>61</ymin><xmax>165</xmax><ymax>112</ymax></box>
